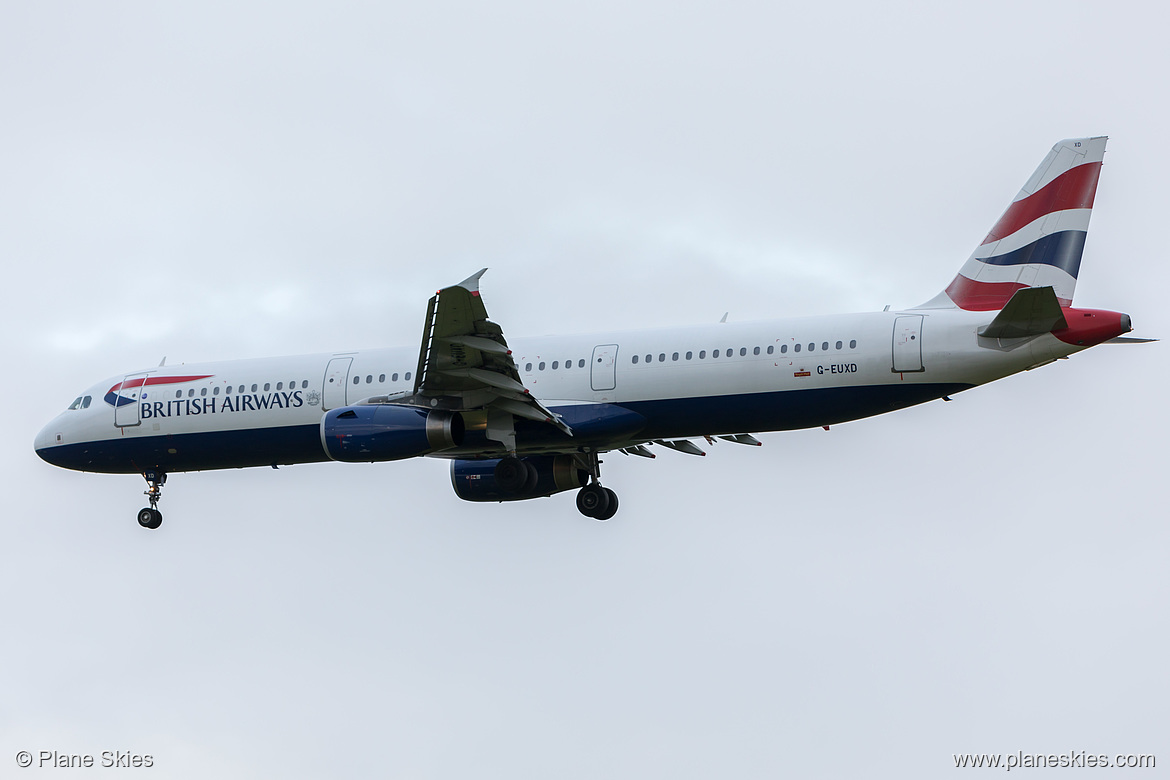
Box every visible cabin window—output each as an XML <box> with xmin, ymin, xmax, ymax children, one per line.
<box><xmin>251</xmin><ymin>384</ymin><xmax>258</xmax><ymax>392</ymax></box>
<box><xmin>538</xmin><ymin>362</ymin><xmax>546</xmax><ymax>371</ymax></box>
<box><xmin>740</xmin><ymin>347</ymin><xmax>747</xmax><ymax>356</ymax></box>
<box><xmin>213</xmin><ymin>387</ymin><xmax>220</xmax><ymax>395</ymax></box>
<box><xmin>659</xmin><ymin>353</ymin><xmax>666</xmax><ymax>362</ymax></box>
<box><xmin>699</xmin><ymin>350</ymin><xmax>706</xmax><ymax>359</ymax></box>
<box><xmin>713</xmin><ymin>349</ymin><xmax>720</xmax><ymax>358</ymax></box>
<box><xmin>686</xmin><ymin>351</ymin><xmax>693</xmax><ymax>360</ymax></box>
<box><xmin>780</xmin><ymin>345</ymin><xmax>787</xmax><ymax>354</ymax></box>
<box><xmin>794</xmin><ymin>344</ymin><xmax>801</xmax><ymax>353</ymax></box>
<box><xmin>807</xmin><ymin>343</ymin><xmax>815</xmax><ymax>352</ymax></box>
<box><xmin>188</xmin><ymin>388</ymin><xmax>195</xmax><ymax>397</ymax></box>
<box><xmin>552</xmin><ymin>361</ymin><xmax>559</xmax><ymax>369</ymax></box>
<box><xmin>405</xmin><ymin>372</ymin><xmax>411</xmax><ymax>380</ymax></box>
<box><xmin>632</xmin><ymin>355</ymin><xmax>639</xmax><ymax>364</ymax></box>
<box><xmin>263</xmin><ymin>383</ymin><xmax>270</xmax><ymax>391</ymax></box>
<box><xmin>822</xmin><ymin>342</ymin><xmax>829</xmax><ymax>351</ymax></box>
<box><xmin>836</xmin><ymin>341</ymin><xmax>843</xmax><ymax>350</ymax></box>
<box><xmin>672</xmin><ymin>352</ymin><xmax>679</xmax><ymax>361</ymax></box>
<box><xmin>524</xmin><ymin>363</ymin><xmax>532</xmax><ymax>372</ymax></box>
<box><xmin>578</xmin><ymin>359</ymin><xmax>585</xmax><ymax>368</ymax></box>
<box><xmin>564</xmin><ymin>359</ymin><xmax>571</xmax><ymax>369</ymax></box>
<box><xmin>352</xmin><ymin>377</ymin><xmax>359</xmax><ymax>385</ymax></box>
<box><xmin>302</xmin><ymin>380</ymin><xmax>309</xmax><ymax>389</ymax></box>
<box><xmin>767</xmin><ymin>346</ymin><xmax>774</xmax><ymax>355</ymax></box>
<box><xmin>645</xmin><ymin>354</ymin><xmax>652</xmax><ymax>363</ymax></box>
<box><xmin>850</xmin><ymin>339</ymin><xmax>857</xmax><ymax>348</ymax></box>
<box><xmin>200</xmin><ymin>387</ymin><xmax>208</xmax><ymax>397</ymax></box>
<box><xmin>753</xmin><ymin>346</ymin><xmax>760</xmax><ymax>355</ymax></box>
<box><xmin>175</xmin><ymin>390</ymin><xmax>182</xmax><ymax>399</ymax></box>
<box><xmin>393</xmin><ymin>373</ymin><xmax>400</xmax><ymax>381</ymax></box>
<box><xmin>276</xmin><ymin>382</ymin><xmax>283</xmax><ymax>391</ymax></box>
<box><xmin>364</xmin><ymin>375</ymin><xmax>371</xmax><ymax>383</ymax></box>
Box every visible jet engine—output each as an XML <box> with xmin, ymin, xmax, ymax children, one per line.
<box><xmin>450</xmin><ymin>455</ymin><xmax>588</xmax><ymax>502</ymax></box>
<box><xmin>321</xmin><ymin>404</ymin><xmax>464</xmax><ymax>462</ymax></box>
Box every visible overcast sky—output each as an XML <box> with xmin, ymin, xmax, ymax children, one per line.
<box><xmin>2</xmin><ymin>1</ymin><xmax>1167</xmax><ymax>777</ymax></box>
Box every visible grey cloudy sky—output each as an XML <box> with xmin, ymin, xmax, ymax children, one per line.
<box><xmin>2</xmin><ymin>1</ymin><xmax>1167</xmax><ymax>777</ymax></box>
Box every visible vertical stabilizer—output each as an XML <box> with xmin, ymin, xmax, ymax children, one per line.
<box><xmin>918</xmin><ymin>137</ymin><xmax>1106</xmax><ymax>310</ymax></box>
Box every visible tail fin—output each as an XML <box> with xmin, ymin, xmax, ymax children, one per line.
<box><xmin>918</xmin><ymin>137</ymin><xmax>1106</xmax><ymax>311</ymax></box>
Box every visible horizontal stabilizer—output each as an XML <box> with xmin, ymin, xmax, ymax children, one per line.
<box><xmin>978</xmin><ymin>286</ymin><xmax>1068</xmax><ymax>340</ymax></box>
<box><xmin>1104</xmin><ymin>336</ymin><xmax>1158</xmax><ymax>344</ymax></box>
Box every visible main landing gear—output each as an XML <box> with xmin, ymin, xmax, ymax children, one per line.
<box><xmin>137</xmin><ymin>470</ymin><xmax>166</xmax><ymax>530</ymax></box>
<box><xmin>574</xmin><ymin>451</ymin><xmax>619</xmax><ymax>522</ymax></box>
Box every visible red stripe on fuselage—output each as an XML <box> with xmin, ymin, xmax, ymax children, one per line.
<box><xmin>107</xmin><ymin>375</ymin><xmax>214</xmax><ymax>394</ymax></box>
<box><xmin>981</xmin><ymin>162</ymin><xmax>1102</xmax><ymax>246</ymax></box>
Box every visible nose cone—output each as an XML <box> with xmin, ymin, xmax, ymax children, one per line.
<box><xmin>34</xmin><ymin>417</ymin><xmax>68</xmax><ymax>467</ymax></box>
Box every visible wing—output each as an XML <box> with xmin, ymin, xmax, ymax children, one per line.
<box><xmin>409</xmin><ymin>269</ymin><xmax>572</xmax><ymax>442</ymax></box>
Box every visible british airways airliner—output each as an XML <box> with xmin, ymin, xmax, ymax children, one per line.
<box><xmin>35</xmin><ymin>137</ymin><xmax>1141</xmax><ymax>528</ymax></box>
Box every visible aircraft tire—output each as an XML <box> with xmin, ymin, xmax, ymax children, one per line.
<box><xmin>521</xmin><ymin>461</ymin><xmax>539</xmax><ymax>493</ymax></box>
<box><xmin>494</xmin><ymin>457</ymin><xmax>529</xmax><ymax>494</ymax></box>
<box><xmin>593</xmin><ymin>488</ymin><xmax>619</xmax><ymax>521</ymax></box>
<box><xmin>576</xmin><ymin>484</ymin><xmax>611</xmax><ymax>518</ymax></box>
<box><xmin>137</xmin><ymin>508</ymin><xmax>162</xmax><ymax>530</ymax></box>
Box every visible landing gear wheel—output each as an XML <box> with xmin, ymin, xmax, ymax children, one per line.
<box><xmin>593</xmin><ymin>488</ymin><xmax>619</xmax><ymax>521</ymax></box>
<box><xmin>494</xmin><ymin>457</ymin><xmax>529</xmax><ymax>493</ymax></box>
<box><xmin>137</xmin><ymin>508</ymin><xmax>162</xmax><ymax>529</ymax></box>
<box><xmin>576</xmin><ymin>484</ymin><xmax>611</xmax><ymax>519</ymax></box>
<box><xmin>521</xmin><ymin>460</ymin><xmax>539</xmax><ymax>493</ymax></box>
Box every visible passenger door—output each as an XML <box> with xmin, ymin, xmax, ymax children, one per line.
<box><xmin>322</xmin><ymin>357</ymin><xmax>353</xmax><ymax>411</ymax></box>
<box><xmin>113</xmin><ymin>372</ymin><xmax>151</xmax><ymax>428</ymax></box>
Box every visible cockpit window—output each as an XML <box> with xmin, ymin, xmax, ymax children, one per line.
<box><xmin>68</xmin><ymin>397</ymin><xmax>83</xmax><ymax>410</ymax></box>
<box><xmin>81</xmin><ymin>395</ymin><xmax>91</xmax><ymax>408</ymax></box>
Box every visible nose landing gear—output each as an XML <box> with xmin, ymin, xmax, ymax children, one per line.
<box><xmin>138</xmin><ymin>470</ymin><xmax>166</xmax><ymax>529</ymax></box>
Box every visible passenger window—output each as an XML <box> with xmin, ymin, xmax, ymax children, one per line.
<box><xmin>713</xmin><ymin>350</ymin><xmax>720</xmax><ymax>358</ymax></box>
<box><xmin>379</xmin><ymin>374</ymin><xmax>386</xmax><ymax>382</ymax></box>
<box><xmin>632</xmin><ymin>355</ymin><xmax>639</xmax><ymax>364</ymax></box>
<box><xmin>365</xmin><ymin>375</ymin><xmax>372</xmax><ymax>383</ymax></box>
<box><xmin>201</xmin><ymin>387</ymin><xmax>208</xmax><ymax>397</ymax></box>
<box><xmin>658</xmin><ymin>353</ymin><xmax>665</xmax><ymax>362</ymax></box>
<box><xmin>188</xmin><ymin>388</ymin><xmax>195</xmax><ymax>397</ymax></box>
<box><xmin>740</xmin><ymin>347</ymin><xmax>747</xmax><ymax>356</ymax></box>
<box><xmin>686</xmin><ymin>351</ymin><xmax>693</xmax><ymax>360</ymax></box>
<box><xmin>780</xmin><ymin>345</ymin><xmax>787</xmax><ymax>354</ymax></box>
<box><xmin>265</xmin><ymin>383</ymin><xmax>272</xmax><ymax>391</ymax></box>
<box><xmin>578</xmin><ymin>359</ymin><xmax>585</xmax><ymax>368</ymax></box>
<box><xmin>645</xmin><ymin>354</ymin><xmax>652</xmax><ymax>363</ymax></box>
<box><xmin>213</xmin><ymin>387</ymin><xmax>220</xmax><ymax>395</ymax></box>
<box><xmin>525</xmin><ymin>363</ymin><xmax>532</xmax><ymax>372</ymax></box>
<box><xmin>393</xmin><ymin>373</ymin><xmax>400</xmax><ymax>381</ymax></box>
<box><xmin>302</xmin><ymin>380</ymin><xmax>308</xmax><ymax>389</ymax></box>
<box><xmin>672</xmin><ymin>352</ymin><xmax>679</xmax><ymax>361</ymax></box>
<box><xmin>822</xmin><ymin>342</ymin><xmax>829</xmax><ymax>351</ymax></box>
<box><xmin>753</xmin><ymin>346</ymin><xmax>760</xmax><ymax>355</ymax></box>
<box><xmin>539</xmin><ymin>362</ymin><xmax>546</xmax><ymax>371</ymax></box>
<box><xmin>767</xmin><ymin>346</ymin><xmax>774</xmax><ymax>355</ymax></box>
<box><xmin>836</xmin><ymin>341</ymin><xmax>843</xmax><ymax>350</ymax></box>
<box><xmin>807</xmin><ymin>343</ymin><xmax>815</xmax><ymax>352</ymax></box>
<box><xmin>794</xmin><ymin>344</ymin><xmax>801</xmax><ymax>353</ymax></box>
<box><xmin>850</xmin><ymin>339</ymin><xmax>857</xmax><ymax>348</ymax></box>
<box><xmin>251</xmin><ymin>384</ymin><xmax>258</xmax><ymax>392</ymax></box>
<box><xmin>352</xmin><ymin>377</ymin><xmax>359</xmax><ymax>385</ymax></box>
<box><xmin>175</xmin><ymin>390</ymin><xmax>182</xmax><ymax>399</ymax></box>
<box><xmin>699</xmin><ymin>350</ymin><xmax>706</xmax><ymax>359</ymax></box>
<box><xmin>277</xmin><ymin>382</ymin><xmax>283</xmax><ymax>391</ymax></box>
<box><xmin>552</xmin><ymin>361</ymin><xmax>559</xmax><ymax>369</ymax></box>
<box><xmin>405</xmin><ymin>372</ymin><xmax>412</xmax><ymax>380</ymax></box>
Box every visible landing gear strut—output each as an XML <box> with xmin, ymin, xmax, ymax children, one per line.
<box><xmin>574</xmin><ymin>451</ymin><xmax>619</xmax><ymax>521</ymax></box>
<box><xmin>137</xmin><ymin>470</ymin><xmax>166</xmax><ymax>529</ymax></box>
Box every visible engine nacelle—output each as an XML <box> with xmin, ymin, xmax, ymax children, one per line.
<box><xmin>450</xmin><ymin>455</ymin><xmax>588</xmax><ymax>502</ymax></box>
<box><xmin>321</xmin><ymin>404</ymin><xmax>464</xmax><ymax>462</ymax></box>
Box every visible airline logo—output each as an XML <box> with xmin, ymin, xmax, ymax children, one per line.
<box><xmin>944</xmin><ymin>137</ymin><xmax>1106</xmax><ymax>311</ymax></box>
<box><xmin>104</xmin><ymin>375</ymin><xmax>214</xmax><ymax>407</ymax></box>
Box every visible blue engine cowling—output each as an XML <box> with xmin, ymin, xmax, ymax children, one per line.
<box><xmin>450</xmin><ymin>455</ymin><xmax>588</xmax><ymax>502</ymax></box>
<box><xmin>321</xmin><ymin>404</ymin><xmax>464</xmax><ymax>462</ymax></box>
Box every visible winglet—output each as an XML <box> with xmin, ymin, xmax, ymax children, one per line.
<box><xmin>455</xmin><ymin>268</ymin><xmax>489</xmax><ymax>294</ymax></box>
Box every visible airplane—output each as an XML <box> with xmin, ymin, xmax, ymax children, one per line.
<box><xmin>35</xmin><ymin>136</ymin><xmax>1145</xmax><ymax>529</ymax></box>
